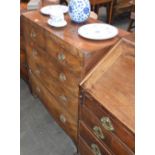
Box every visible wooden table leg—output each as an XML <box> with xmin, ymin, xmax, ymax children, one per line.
<box><xmin>106</xmin><ymin>1</ymin><xmax>113</xmax><ymax>24</ymax></box>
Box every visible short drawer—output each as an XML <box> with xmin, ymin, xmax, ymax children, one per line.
<box><xmin>22</xmin><ymin>18</ymin><xmax>46</xmax><ymax>49</ymax></box>
<box><xmin>80</xmin><ymin>105</ymin><xmax>134</xmax><ymax>155</ymax></box>
<box><xmin>29</xmin><ymin>72</ymin><xmax>78</xmax><ymax>144</ymax></box>
<box><xmin>84</xmin><ymin>95</ymin><xmax>135</xmax><ymax>151</ymax></box>
<box><xmin>26</xmin><ymin>44</ymin><xmax>80</xmax><ymax>97</ymax></box>
<box><xmin>46</xmin><ymin>34</ymin><xmax>82</xmax><ymax>75</ymax></box>
<box><xmin>79</xmin><ymin>122</ymin><xmax>113</xmax><ymax>155</ymax></box>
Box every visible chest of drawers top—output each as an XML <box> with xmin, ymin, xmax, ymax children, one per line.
<box><xmin>80</xmin><ymin>35</ymin><xmax>135</xmax><ymax>134</ymax></box>
<box><xmin>21</xmin><ymin>11</ymin><xmax>129</xmax><ymax>72</ymax></box>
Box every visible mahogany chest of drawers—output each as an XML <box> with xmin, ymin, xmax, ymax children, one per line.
<box><xmin>21</xmin><ymin>10</ymin><xmax>129</xmax><ymax>145</ymax></box>
<box><xmin>79</xmin><ymin>35</ymin><xmax>135</xmax><ymax>154</ymax></box>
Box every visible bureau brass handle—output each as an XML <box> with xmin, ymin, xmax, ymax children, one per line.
<box><xmin>32</xmin><ymin>49</ymin><xmax>37</xmax><ymax>57</ymax></box>
<box><xmin>91</xmin><ymin>144</ymin><xmax>101</xmax><ymax>155</ymax></box>
<box><xmin>100</xmin><ymin>116</ymin><xmax>114</xmax><ymax>131</ymax></box>
<box><xmin>59</xmin><ymin>95</ymin><xmax>68</xmax><ymax>105</ymax></box>
<box><xmin>60</xmin><ymin>114</ymin><xmax>66</xmax><ymax>123</ymax></box>
<box><xmin>57</xmin><ymin>53</ymin><xmax>65</xmax><ymax>61</ymax></box>
<box><xmin>59</xmin><ymin>73</ymin><xmax>66</xmax><ymax>81</ymax></box>
<box><xmin>93</xmin><ymin>126</ymin><xmax>105</xmax><ymax>140</ymax></box>
<box><xmin>30</xmin><ymin>30</ymin><xmax>36</xmax><ymax>38</ymax></box>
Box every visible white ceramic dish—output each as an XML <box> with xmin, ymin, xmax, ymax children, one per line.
<box><xmin>78</xmin><ymin>23</ymin><xmax>118</xmax><ymax>40</ymax></box>
<box><xmin>47</xmin><ymin>18</ymin><xmax>67</xmax><ymax>28</ymax></box>
<box><xmin>40</xmin><ymin>5</ymin><xmax>68</xmax><ymax>15</ymax></box>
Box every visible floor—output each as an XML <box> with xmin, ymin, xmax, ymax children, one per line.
<box><xmin>20</xmin><ymin>7</ymin><xmax>134</xmax><ymax>155</ymax></box>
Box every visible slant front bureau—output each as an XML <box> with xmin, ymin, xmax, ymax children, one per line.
<box><xmin>21</xmin><ymin>10</ymin><xmax>129</xmax><ymax>145</ymax></box>
<box><xmin>79</xmin><ymin>35</ymin><xmax>135</xmax><ymax>154</ymax></box>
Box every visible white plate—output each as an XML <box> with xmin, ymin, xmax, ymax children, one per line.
<box><xmin>40</xmin><ymin>5</ymin><xmax>68</xmax><ymax>15</ymax></box>
<box><xmin>47</xmin><ymin>18</ymin><xmax>67</xmax><ymax>28</ymax></box>
<box><xmin>78</xmin><ymin>23</ymin><xmax>118</xmax><ymax>40</ymax></box>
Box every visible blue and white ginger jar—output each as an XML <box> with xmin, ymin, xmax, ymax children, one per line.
<box><xmin>68</xmin><ymin>0</ymin><xmax>90</xmax><ymax>23</ymax></box>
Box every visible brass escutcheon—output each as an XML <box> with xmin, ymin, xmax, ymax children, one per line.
<box><xmin>93</xmin><ymin>126</ymin><xmax>105</xmax><ymax>140</ymax></box>
<box><xmin>100</xmin><ymin>116</ymin><xmax>114</xmax><ymax>131</ymax></box>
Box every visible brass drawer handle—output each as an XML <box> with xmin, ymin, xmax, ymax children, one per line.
<box><xmin>59</xmin><ymin>95</ymin><xmax>68</xmax><ymax>105</ymax></box>
<box><xmin>32</xmin><ymin>49</ymin><xmax>37</xmax><ymax>57</ymax></box>
<box><xmin>60</xmin><ymin>114</ymin><xmax>66</xmax><ymax>123</ymax></box>
<box><xmin>57</xmin><ymin>53</ymin><xmax>65</xmax><ymax>61</ymax></box>
<box><xmin>59</xmin><ymin>73</ymin><xmax>66</xmax><ymax>81</ymax></box>
<box><xmin>93</xmin><ymin>126</ymin><xmax>105</xmax><ymax>140</ymax></box>
<box><xmin>30</xmin><ymin>30</ymin><xmax>36</xmax><ymax>38</ymax></box>
<box><xmin>91</xmin><ymin>144</ymin><xmax>101</xmax><ymax>155</ymax></box>
<box><xmin>100</xmin><ymin>116</ymin><xmax>114</xmax><ymax>131</ymax></box>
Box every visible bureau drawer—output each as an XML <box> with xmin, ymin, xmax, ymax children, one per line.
<box><xmin>29</xmin><ymin>72</ymin><xmax>78</xmax><ymax>144</ymax></box>
<box><xmin>79</xmin><ymin>122</ymin><xmax>113</xmax><ymax>155</ymax></box>
<box><xmin>23</xmin><ymin>18</ymin><xmax>46</xmax><ymax>49</ymax></box>
<box><xmin>80</xmin><ymin>105</ymin><xmax>134</xmax><ymax>154</ymax></box>
<box><xmin>84</xmin><ymin>95</ymin><xmax>135</xmax><ymax>151</ymax></box>
<box><xmin>46</xmin><ymin>34</ymin><xmax>82</xmax><ymax>75</ymax></box>
<box><xmin>26</xmin><ymin>44</ymin><xmax>80</xmax><ymax>97</ymax></box>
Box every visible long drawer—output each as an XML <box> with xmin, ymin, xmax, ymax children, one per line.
<box><xmin>80</xmin><ymin>105</ymin><xmax>134</xmax><ymax>154</ymax></box>
<box><xmin>84</xmin><ymin>95</ymin><xmax>135</xmax><ymax>151</ymax></box>
<box><xmin>79</xmin><ymin>122</ymin><xmax>113</xmax><ymax>155</ymax></box>
<box><xmin>26</xmin><ymin>44</ymin><xmax>80</xmax><ymax>97</ymax></box>
<box><xmin>29</xmin><ymin>72</ymin><xmax>78</xmax><ymax>143</ymax></box>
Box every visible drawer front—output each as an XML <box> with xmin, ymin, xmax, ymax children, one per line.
<box><xmin>84</xmin><ymin>95</ymin><xmax>135</xmax><ymax>151</ymax></box>
<box><xmin>46</xmin><ymin>34</ymin><xmax>82</xmax><ymax>75</ymax></box>
<box><xmin>29</xmin><ymin>72</ymin><xmax>78</xmax><ymax>143</ymax></box>
<box><xmin>80</xmin><ymin>105</ymin><xmax>134</xmax><ymax>155</ymax></box>
<box><xmin>26</xmin><ymin>44</ymin><xmax>80</xmax><ymax>97</ymax></box>
<box><xmin>23</xmin><ymin>19</ymin><xmax>46</xmax><ymax>50</ymax></box>
<box><xmin>79</xmin><ymin>122</ymin><xmax>113</xmax><ymax>155</ymax></box>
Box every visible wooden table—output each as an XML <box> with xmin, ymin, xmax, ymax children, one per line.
<box><xmin>21</xmin><ymin>10</ymin><xmax>129</xmax><ymax>146</ymax></box>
